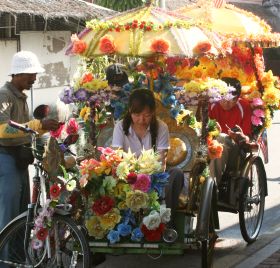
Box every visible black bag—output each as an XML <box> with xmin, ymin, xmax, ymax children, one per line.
<box><xmin>14</xmin><ymin>145</ymin><xmax>34</xmax><ymax>170</ymax></box>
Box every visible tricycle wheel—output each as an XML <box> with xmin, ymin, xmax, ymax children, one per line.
<box><xmin>239</xmin><ymin>157</ymin><xmax>266</xmax><ymax>243</ymax></box>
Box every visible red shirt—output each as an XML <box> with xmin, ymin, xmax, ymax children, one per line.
<box><xmin>209</xmin><ymin>98</ymin><xmax>252</xmax><ymax>136</ymax></box>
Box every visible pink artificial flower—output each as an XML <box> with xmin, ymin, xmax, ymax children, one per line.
<box><xmin>66</xmin><ymin>118</ymin><xmax>79</xmax><ymax>135</ymax></box>
<box><xmin>80</xmin><ymin>174</ymin><xmax>89</xmax><ymax>188</ymax></box>
<box><xmin>31</xmin><ymin>239</ymin><xmax>43</xmax><ymax>249</ymax></box>
<box><xmin>253</xmin><ymin>109</ymin><xmax>265</xmax><ymax>118</ymax></box>
<box><xmin>252</xmin><ymin>98</ymin><xmax>264</xmax><ymax>106</ymax></box>
<box><xmin>50</xmin><ymin>123</ymin><xmax>64</xmax><ymax>138</ymax></box>
<box><xmin>132</xmin><ymin>174</ymin><xmax>151</xmax><ymax>192</ymax></box>
<box><xmin>251</xmin><ymin>115</ymin><xmax>263</xmax><ymax>126</ymax></box>
<box><xmin>97</xmin><ymin>147</ymin><xmax>114</xmax><ymax>155</ymax></box>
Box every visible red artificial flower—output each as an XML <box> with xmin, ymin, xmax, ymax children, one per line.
<box><xmin>50</xmin><ymin>123</ymin><xmax>64</xmax><ymax>138</ymax></box>
<box><xmin>193</xmin><ymin>41</ymin><xmax>212</xmax><ymax>54</ymax></box>
<box><xmin>254</xmin><ymin>46</ymin><xmax>263</xmax><ymax>55</ymax></box>
<box><xmin>82</xmin><ymin>73</ymin><xmax>94</xmax><ymax>84</ymax></box>
<box><xmin>150</xmin><ymin>39</ymin><xmax>170</xmax><ymax>54</ymax></box>
<box><xmin>36</xmin><ymin>227</ymin><xmax>48</xmax><ymax>241</ymax></box>
<box><xmin>99</xmin><ymin>35</ymin><xmax>116</xmax><ymax>54</ymax></box>
<box><xmin>141</xmin><ymin>223</ymin><xmax>165</xmax><ymax>242</ymax></box>
<box><xmin>126</xmin><ymin>172</ymin><xmax>137</xmax><ymax>184</ymax></box>
<box><xmin>92</xmin><ymin>196</ymin><xmax>115</xmax><ymax>216</ymax></box>
<box><xmin>66</xmin><ymin>118</ymin><xmax>79</xmax><ymax>135</ymax></box>
<box><xmin>50</xmin><ymin>184</ymin><xmax>61</xmax><ymax>199</ymax></box>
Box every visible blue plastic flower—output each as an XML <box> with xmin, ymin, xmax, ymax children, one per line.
<box><xmin>117</xmin><ymin>223</ymin><xmax>132</xmax><ymax>237</ymax></box>
<box><xmin>131</xmin><ymin>228</ymin><xmax>144</xmax><ymax>242</ymax></box>
<box><xmin>107</xmin><ymin>230</ymin><xmax>120</xmax><ymax>244</ymax></box>
<box><xmin>123</xmin><ymin>209</ymin><xmax>136</xmax><ymax>225</ymax></box>
<box><xmin>150</xmin><ymin>172</ymin><xmax>170</xmax><ymax>197</ymax></box>
<box><xmin>74</xmin><ymin>88</ymin><xmax>88</xmax><ymax>102</ymax></box>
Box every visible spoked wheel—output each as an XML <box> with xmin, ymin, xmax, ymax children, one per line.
<box><xmin>0</xmin><ymin>214</ymin><xmax>90</xmax><ymax>267</ymax></box>
<box><xmin>239</xmin><ymin>157</ymin><xmax>266</xmax><ymax>243</ymax></box>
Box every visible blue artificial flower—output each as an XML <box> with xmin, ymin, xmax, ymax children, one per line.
<box><xmin>59</xmin><ymin>86</ymin><xmax>74</xmax><ymax>104</ymax></box>
<box><xmin>123</xmin><ymin>83</ymin><xmax>133</xmax><ymax>92</ymax></box>
<box><xmin>150</xmin><ymin>172</ymin><xmax>170</xmax><ymax>197</ymax></box>
<box><xmin>107</xmin><ymin>230</ymin><xmax>120</xmax><ymax>244</ymax></box>
<box><xmin>117</xmin><ymin>223</ymin><xmax>132</xmax><ymax>237</ymax></box>
<box><xmin>113</xmin><ymin>103</ymin><xmax>125</xmax><ymax>120</ymax></box>
<box><xmin>123</xmin><ymin>209</ymin><xmax>136</xmax><ymax>225</ymax></box>
<box><xmin>131</xmin><ymin>228</ymin><xmax>144</xmax><ymax>242</ymax></box>
<box><xmin>170</xmin><ymin>108</ymin><xmax>180</xmax><ymax>118</ymax></box>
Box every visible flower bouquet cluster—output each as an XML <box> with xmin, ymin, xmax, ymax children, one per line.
<box><xmin>176</xmin><ymin>78</ymin><xmax>235</xmax><ymax>106</ymax></box>
<box><xmin>79</xmin><ymin>147</ymin><xmax>171</xmax><ymax>243</ymax></box>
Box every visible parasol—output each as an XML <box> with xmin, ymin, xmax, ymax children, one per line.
<box><xmin>176</xmin><ymin>0</ymin><xmax>280</xmax><ymax>48</ymax></box>
<box><xmin>66</xmin><ymin>2</ymin><xmax>227</xmax><ymax>58</ymax></box>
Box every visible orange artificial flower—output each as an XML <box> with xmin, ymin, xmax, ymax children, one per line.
<box><xmin>99</xmin><ymin>35</ymin><xmax>116</xmax><ymax>54</ymax></box>
<box><xmin>207</xmin><ymin>137</ymin><xmax>223</xmax><ymax>160</ymax></box>
<box><xmin>193</xmin><ymin>41</ymin><xmax>212</xmax><ymax>55</ymax></box>
<box><xmin>150</xmin><ymin>39</ymin><xmax>170</xmax><ymax>54</ymax></box>
<box><xmin>71</xmin><ymin>34</ymin><xmax>87</xmax><ymax>54</ymax></box>
<box><xmin>82</xmin><ymin>73</ymin><xmax>94</xmax><ymax>84</ymax></box>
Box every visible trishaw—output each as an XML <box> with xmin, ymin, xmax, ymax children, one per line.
<box><xmin>0</xmin><ymin>1</ymin><xmax>279</xmax><ymax>268</ymax></box>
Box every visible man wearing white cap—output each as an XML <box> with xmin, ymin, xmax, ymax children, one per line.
<box><xmin>0</xmin><ymin>51</ymin><xmax>60</xmax><ymax>233</ymax></box>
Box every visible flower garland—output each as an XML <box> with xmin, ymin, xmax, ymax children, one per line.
<box><xmin>80</xmin><ymin>147</ymin><xmax>171</xmax><ymax>243</ymax></box>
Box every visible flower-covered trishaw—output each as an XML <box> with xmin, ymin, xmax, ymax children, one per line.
<box><xmin>64</xmin><ymin>1</ymin><xmax>280</xmax><ymax>267</ymax></box>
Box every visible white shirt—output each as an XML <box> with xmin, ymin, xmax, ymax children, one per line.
<box><xmin>112</xmin><ymin>119</ymin><xmax>169</xmax><ymax>157</ymax></box>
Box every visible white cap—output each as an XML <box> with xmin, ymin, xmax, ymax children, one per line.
<box><xmin>10</xmin><ymin>51</ymin><xmax>45</xmax><ymax>75</ymax></box>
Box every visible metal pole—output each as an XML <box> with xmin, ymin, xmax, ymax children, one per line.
<box><xmin>159</xmin><ymin>0</ymin><xmax>166</xmax><ymax>9</ymax></box>
<box><xmin>31</xmin><ymin>86</ymin><xmax>34</xmax><ymax>116</ymax></box>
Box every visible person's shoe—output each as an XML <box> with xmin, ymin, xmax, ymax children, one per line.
<box><xmin>91</xmin><ymin>252</ymin><xmax>106</xmax><ymax>266</ymax></box>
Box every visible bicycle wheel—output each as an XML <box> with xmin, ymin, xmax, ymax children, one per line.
<box><xmin>0</xmin><ymin>214</ymin><xmax>90</xmax><ymax>267</ymax></box>
<box><xmin>239</xmin><ymin>157</ymin><xmax>266</xmax><ymax>243</ymax></box>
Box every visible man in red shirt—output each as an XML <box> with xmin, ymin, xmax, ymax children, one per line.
<box><xmin>209</xmin><ymin>77</ymin><xmax>252</xmax><ymax>189</ymax></box>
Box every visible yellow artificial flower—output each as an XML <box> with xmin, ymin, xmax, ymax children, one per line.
<box><xmin>114</xmin><ymin>182</ymin><xmax>130</xmax><ymax>199</ymax></box>
<box><xmin>262</xmin><ymin>86</ymin><xmax>280</xmax><ymax>107</ymax></box>
<box><xmin>264</xmin><ymin>108</ymin><xmax>272</xmax><ymax>128</ymax></box>
<box><xmin>126</xmin><ymin>190</ymin><xmax>149</xmax><ymax>212</ymax></box>
<box><xmin>85</xmin><ymin>216</ymin><xmax>107</xmax><ymax>239</ymax></box>
<box><xmin>175</xmin><ymin>109</ymin><xmax>192</xmax><ymax>125</ymax></box>
<box><xmin>98</xmin><ymin>208</ymin><xmax>121</xmax><ymax>230</ymax></box>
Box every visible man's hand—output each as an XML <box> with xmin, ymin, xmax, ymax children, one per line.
<box><xmin>41</xmin><ymin>119</ymin><xmax>61</xmax><ymax>131</ymax></box>
<box><xmin>228</xmin><ymin>125</ymin><xmax>249</xmax><ymax>146</ymax></box>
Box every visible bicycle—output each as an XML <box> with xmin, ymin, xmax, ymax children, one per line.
<box><xmin>0</xmin><ymin>120</ymin><xmax>91</xmax><ymax>267</ymax></box>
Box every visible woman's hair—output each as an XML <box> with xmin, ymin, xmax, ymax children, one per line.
<box><xmin>122</xmin><ymin>88</ymin><xmax>158</xmax><ymax>148</ymax></box>
<box><xmin>221</xmin><ymin>77</ymin><xmax>242</xmax><ymax>97</ymax></box>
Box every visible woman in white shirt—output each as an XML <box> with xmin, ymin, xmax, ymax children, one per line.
<box><xmin>112</xmin><ymin>88</ymin><xmax>184</xmax><ymax>228</ymax></box>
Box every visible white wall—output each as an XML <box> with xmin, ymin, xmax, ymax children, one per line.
<box><xmin>0</xmin><ymin>40</ymin><xmax>17</xmax><ymax>86</ymax></box>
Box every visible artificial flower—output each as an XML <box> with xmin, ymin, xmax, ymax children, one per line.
<box><xmin>50</xmin><ymin>184</ymin><xmax>61</xmax><ymax>199</ymax></box>
<box><xmin>31</xmin><ymin>239</ymin><xmax>43</xmax><ymax>249</ymax></box>
<box><xmin>71</xmin><ymin>34</ymin><xmax>87</xmax><ymax>54</ymax></box>
<box><xmin>126</xmin><ymin>190</ymin><xmax>149</xmax><ymax>212</ymax></box>
<box><xmin>36</xmin><ymin>227</ymin><xmax>48</xmax><ymax>241</ymax></box>
<box><xmin>131</xmin><ymin>227</ymin><xmax>144</xmax><ymax>242</ymax></box>
<box><xmin>137</xmin><ymin>149</ymin><xmax>161</xmax><ymax>174</ymax></box>
<box><xmin>160</xmin><ymin>204</ymin><xmax>171</xmax><ymax>224</ymax></box>
<box><xmin>99</xmin><ymin>35</ymin><xmax>116</xmax><ymax>54</ymax></box>
<box><xmin>150</xmin><ymin>39</ymin><xmax>170</xmax><ymax>54</ymax></box>
<box><xmin>85</xmin><ymin>216</ymin><xmax>107</xmax><ymax>239</ymax></box>
<box><xmin>114</xmin><ymin>182</ymin><xmax>131</xmax><ymax>199</ymax></box>
<box><xmin>193</xmin><ymin>41</ymin><xmax>212</xmax><ymax>54</ymax></box>
<box><xmin>81</xmin><ymin>73</ymin><xmax>94</xmax><ymax>84</ymax></box>
<box><xmin>107</xmin><ymin>230</ymin><xmax>120</xmax><ymax>244</ymax></box>
<box><xmin>66</xmin><ymin>118</ymin><xmax>79</xmax><ymax>135</ymax></box>
<box><xmin>142</xmin><ymin>211</ymin><xmax>161</xmax><ymax>230</ymax></box>
<box><xmin>132</xmin><ymin>174</ymin><xmax>151</xmax><ymax>192</ymax></box>
<box><xmin>99</xmin><ymin>208</ymin><xmax>121</xmax><ymax>230</ymax></box>
<box><xmin>253</xmin><ymin>109</ymin><xmax>265</xmax><ymax>118</ymax></box>
<box><xmin>251</xmin><ymin>115</ymin><xmax>263</xmax><ymax>126</ymax></box>
<box><xmin>66</xmin><ymin>179</ymin><xmax>77</xmax><ymax>192</ymax></box>
<box><xmin>252</xmin><ymin>98</ymin><xmax>264</xmax><ymax>106</ymax></box>
<box><xmin>126</xmin><ymin>172</ymin><xmax>137</xmax><ymax>184</ymax></box>
<box><xmin>50</xmin><ymin>123</ymin><xmax>64</xmax><ymax>138</ymax></box>
<box><xmin>207</xmin><ymin>138</ymin><xmax>223</xmax><ymax>160</ymax></box>
<box><xmin>116</xmin><ymin>161</ymin><xmax>130</xmax><ymax>180</ymax></box>
<box><xmin>117</xmin><ymin>223</ymin><xmax>132</xmax><ymax>236</ymax></box>
<box><xmin>141</xmin><ymin>222</ymin><xmax>165</xmax><ymax>242</ymax></box>
<box><xmin>92</xmin><ymin>196</ymin><xmax>115</xmax><ymax>216</ymax></box>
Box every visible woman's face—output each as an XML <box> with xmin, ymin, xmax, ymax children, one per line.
<box><xmin>130</xmin><ymin>106</ymin><xmax>154</xmax><ymax>129</ymax></box>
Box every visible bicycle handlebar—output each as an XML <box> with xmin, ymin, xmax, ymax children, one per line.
<box><xmin>8</xmin><ymin>120</ymin><xmax>39</xmax><ymax>135</ymax></box>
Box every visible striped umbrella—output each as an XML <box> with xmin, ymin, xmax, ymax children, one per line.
<box><xmin>176</xmin><ymin>1</ymin><xmax>280</xmax><ymax>47</ymax></box>
<box><xmin>66</xmin><ymin>3</ymin><xmax>226</xmax><ymax>58</ymax></box>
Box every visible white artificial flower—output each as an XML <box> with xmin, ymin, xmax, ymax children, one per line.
<box><xmin>66</xmin><ymin>179</ymin><xmax>77</xmax><ymax>191</ymax></box>
<box><xmin>160</xmin><ymin>204</ymin><xmax>171</xmax><ymax>224</ymax></box>
<box><xmin>142</xmin><ymin>211</ymin><xmax>161</xmax><ymax>230</ymax></box>
<box><xmin>116</xmin><ymin>162</ymin><xmax>130</xmax><ymax>180</ymax></box>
